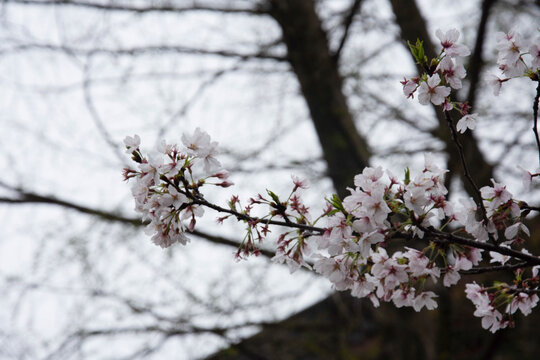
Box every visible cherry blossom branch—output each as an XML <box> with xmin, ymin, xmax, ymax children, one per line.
<box><xmin>424</xmin><ymin>227</ymin><xmax>540</xmax><ymax>265</ymax></box>
<box><xmin>509</xmin><ymin>288</ymin><xmax>540</xmax><ymax>295</ymax></box>
<box><xmin>158</xmin><ymin>165</ymin><xmax>535</xmax><ymax>267</ymax></box>
<box><xmin>521</xmin><ymin>204</ymin><xmax>540</xmax><ymax>213</ymax></box>
<box><xmin>0</xmin><ymin>182</ymin><xmax>281</xmax><ymax>259</ymax></box>
<box><xmin>120</xmin><ymin>28</ymin><xmax>540</xmax><ymax>333</ymax></box>
<box><xmin>190</xmin><ymin>193</ymin><xmax>539</xmax><ymax>265</ymax></box>
<box><xmin>189</xmin><ymin>195</ymin><xmax>325</xmax><ymax>235</ymax></box>
<box><xmin>444</xmin><ymin>110</ymin><xmax>492</xmax><ymax>236</ymax></box>
<box><xmin>460</xmin><ymin>262</ymin><xmax>530</xmax><ymax>275</ymax></box>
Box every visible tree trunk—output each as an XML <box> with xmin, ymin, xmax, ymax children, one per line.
<box><xmin>268</xmin><ymin>0</ymin><xmax>371</xmax><ymax>198</ymax></box>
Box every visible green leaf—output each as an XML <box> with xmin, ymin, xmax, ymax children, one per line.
<box><xmin>327</xmin><ymin>194</ymin><xmax>345</xmax><ymax>212</ymax></box>
<box><xmin>407</xmin><ymin>39</ymin><xmax>427</xmax><ymax>66</ymax></box>
<box><xmin>266</xmin><ymin>189</ymin><xmax>281</xmax><ymax>204</ymax></box>
<box><xmin>327</xmin><ymin>209</ymin><xmax>341</xmax><ymax>216</ymax></box>
<box><xmin>404</xmin><ymin>167</ymin><xmax>411</xmax><ymax>185</ymax></box>
<box><xmin>415</xmin><ymin>39</ymin><xmax>425</xmax><ymax>63</ymax></box>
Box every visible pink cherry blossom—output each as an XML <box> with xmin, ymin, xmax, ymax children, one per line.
<box><xmin>489</xmin><ymin>244</ymin><xmax>511</xmax><ymax>265</ymax></box>
<box><xmin>417</xmin><ymin>74</ymin><xmax>451</xmax><ymax>106</ymax></box>
<box><xmin>474</xmin><ymin>305</ymin><xmax>505</xmax><ymax>333</ymax></box>
<box><xmin>456</xmin><ymin>113</ymin><xmax>478</xmax><ymax>133</ymax></box>
<box><xmin>392</xmin><ymin>288</ymin><xmax>415</xmax><ymax>308</ymax></box>
<box><xmin>496</xmin><ymin>29</ymin><xmax>525</xmax><ymax>66</ymax></box>
<box><xmin>443</xmin><ymin>268</ymin><xmax>460</xmax><ymax>287</ymax></box>
<box><xmin>436</xmin><ymin>28</ymin><xmax>471</xmax><ymax>57</ymax></box>
<box><xmin>504</xmin><ymin>221</ymin><xmax>530</xmax><ymax>240</ymax></box>
<box><xmin>401</xmin><ymin>77</ymin><xmax>419</xmax><ymax>97</ymax></box>
<box><xmin>485</xmin><ymin>73</ymin><xmax>505</xmax><ymax>96</ymax></box>
<box><xmin>413</xmin><ymin>291</ymin><xmax>438</xmax><ymax>311</ymax></box>
<box><xmin>480</xmin><ymin>179</ymin><xmax>512</xmax><ymax>210</ymax></box>
<box><xmin>507</xmin><ymin>293</ymin><xmax>539</xmax><ymax>316</ymax></box>
<box><xmin>437</xmin><ymin>56</ymin><xmax>466</xmax><ymax>89</ymax></box>
<box><xmin>124</xmin><ymin>134</ymin><xmax>141</xmax><ymax>153</ymax></box>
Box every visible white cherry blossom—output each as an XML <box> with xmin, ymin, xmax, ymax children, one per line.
<box><xmin>456</xmin><ymin>113</ymin><xmax>478</xmax><ymax>133</ymax></box>
<box><xmin>436</xmin><ymin>28</ymin><xmax>471</xmax><ymax>57</ymax></box>
<box><xmin>418</xmin><ymin>74</ymin><xmax>451</xmax><ymax>106</ymax></box>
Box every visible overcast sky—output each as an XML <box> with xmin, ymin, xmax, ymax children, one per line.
<box><xmin>1</xmin><ymin>0</ymin><xmax>539</xmax><ymax>359</ymax></box>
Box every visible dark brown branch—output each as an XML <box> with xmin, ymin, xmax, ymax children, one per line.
<box><xmin>191</xmin><ymin>196</ymin><xmax>326</xmax><ymax>234</ymax></box>
<box><xmin>532</xmin><ymin>80</ymin><xmax>540</xmax><ymax>166</ymax></box>
<box><xmin>2</xmin><ymin>0</ymin><xmax>267</xmax><ymax>15</ymax></box>
<box><xmin>333</xmin><ymin>0</ymin><xmax>363</xmax><ymax>62</ymax></box>
<box><xmin>0</xmin><ymin>183</ymin><xmax>277</xmax><ymax>259</ymax></box>
<box><xmin>0</xmin><ymin>190</ymin><xmax>142</xmax><ymax>225</ymax></box>
<box><xmin>426</xmin><ymin>227</ymin><xmax>540</xmax><ymax>266</ymax></box>
<box><xmin>460</xmin><ymin>261</ymin><xmax>529</xmax><ymax>274</ymax></box>
<box><xmin>508</xmin><ymin>287</ymin><xmax>540</xmax><ymax>294</ymax></box>
<box><xmin>3</xmin><ymin>181</ymin><xmax>538</xmax><ymax>271</ymax></box>
<box><xmin>522</xmin><ymin>204</ymin><xmax>540</xmax><ymax>213</ymax></box>
<box><xmin>444</xmin><ymin>111</ymin><xmax>491</xmax><ymax>231</ymax></box>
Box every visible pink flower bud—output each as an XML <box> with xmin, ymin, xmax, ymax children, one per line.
<box><xmin>213</xmin><ymin>169</ymin><xmax>230</xmax><ymax>179</ymax></box>
<box><xmin>218</xmin><ymin>180</ymin><xmax>234</xmax><ymax>188</ymax></box>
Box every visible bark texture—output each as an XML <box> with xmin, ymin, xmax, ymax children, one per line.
<box><xmin>268</xmin><ymin>0</ymin><xmax>371</xmax><ymax>198</ymax></box>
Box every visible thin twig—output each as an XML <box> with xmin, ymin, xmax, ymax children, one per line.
<box><xmin>425</xmin><ymin>227</ymin><xmax>540</xmax><ymax>266</ymax></box>
<box><xmin>521</xmin><ymin>204</ymin><xmax>540</xmax><ymax>213</ymax></box>
<box><xmin>0</xmin><ymin>182</ymin><xmax>280</xmax><ymax>258</ymax></box>
<box><xmin>333</xmin><ymin>0</ymin><xmax>362</xmax><ymax>62</ymax></box>
<box><xmin>532</xmin><ymin>80</ymin><xmax>540</xmax><ymax>167</ymax></box>
<box><xmin>1</xmin><ymin>43</ymin><xmax>287</xmax><ymax>62</ymax></box>
<box><xmin>82</xmin><ymin>60</ymin><xmax>127</xmax><ymax>165</ymax></box>
<box><xmin>3</xmin><ymin>182</ymin><xmax>538</xmax><ymax>271</ymax></box>
<box><xmin>444</xmin><ymin>111</ymin><xmax>491</xmax><ymax>236</ymax></box>
<box><xmin>460</xmin><ymin>262</ymin><xmax>529</xmax><ymax>275</ymax></box>
<box><xmin>2</xmin><ymin>0</ymin><xmax>267</xmax><ymax>15</ymax></box>
<box><xmin>191</xmin><ymin>196</ymin><xmax>326</xmax><ymax>235</ymax></box>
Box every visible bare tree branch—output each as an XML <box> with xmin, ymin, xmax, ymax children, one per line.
<box><xmin>426</xmin><ymin>227</ymin><xmax>540</xmax><ymax>266</ymax></box>
<box><xmin>532</xmin><ymin>81</ymin><xmax>540</xmax><ymax>166</ymax></box>
<box><xmin>460</xmin><ymin>261</ymin><xmax>529</xmax><ymax>274</ymax></box>
<box><xmin>82</xmin><ymin>59</ymin><xmax>128</xmax><ymax>165</ymax></box>
<box><xmin>0</xmin><ymin>181</ymin><xmax>277</xmax><ymax>259</ymax></box>
<box><xmin>333</xmin><ymin>0</ymin><xmax>363</xmax><ymax>62</ymax></box>
<box><xmin>1</xmin><ymin>43</ymin><xmax>287</xmax><ymax>62</ymax></box>
<box><xmin>2</xmin><ymin>0</ymin><xmax>268</xmax><ymax>15</ymax></box>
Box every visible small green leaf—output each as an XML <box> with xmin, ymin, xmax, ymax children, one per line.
<box><xmin>327</xmin><ymin>194</ymin><xmax>345</xmax><ymax>212</ymax></box>
<box><xmin>404</xmin><ymin>167</ymin><xmax>410</xmax><ymax>185</ymax></box>
<box><xmin>327</xmin><ymin>209</ymin><xmax>341</xmax><ymax>216</ymax></box>
<box><xmin>416</xmin><ymin>39</ymin><xmax>425</xmax><ymax>63</ymax></box>
<box><xmin>407</xmin><ymin>39</ymin><xmax>427</xmax><ymax>66</ymax></box>
<box><xmin>266</xmin><ymin>189</ymin><xmax>281</xmax><ymax>204</ymax></box>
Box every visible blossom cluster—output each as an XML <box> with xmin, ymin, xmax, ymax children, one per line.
<box><xmin>122</xmin><ymin>128</ymin><xmax>232</xmax><ymax>248</ymax></box>
<box><xmin>401</xmin><ymin>28</ymin><xmax>477</xmax><ymax>133</ymax></box>
<box><xmin>487</xmin><ymin>28</ymin><xmax>540</xmax><ymax>95</ymax></box>
<box><xmin>403</xmin><ymin>28</ymin><xmax>539</xmax><ymax>134</ymax></box>
<box><xmin>285</xmin><ymin>157</ymin><xmax>536</xmax><ymax>331</ymax></box>
<box><xmin>123</xmin><ymin>28</ymin><xmax>540</xmax><ymax>333</ymax></box>
<box><xmin>124</xmin><ymin>136</ymin><xmax>538</xmax><ymax>331</ymax></box>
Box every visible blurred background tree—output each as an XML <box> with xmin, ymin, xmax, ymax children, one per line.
<box><xmin>0</xmin><ymin>0</ymin><xmax>539</xmax><ymax>359</ymax></box>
